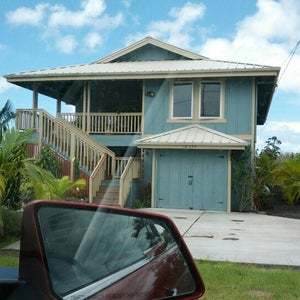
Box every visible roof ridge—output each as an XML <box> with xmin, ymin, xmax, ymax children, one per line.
<box><xmin>93</xmin><ymin>36</ymin><xmax>208</xmax><ymax>64</ymax></box>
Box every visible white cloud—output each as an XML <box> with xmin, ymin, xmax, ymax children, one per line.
<box><xmin>84</xmin><ymin>32</ymin><xmax>103</xmax><ymax>51</ymax></box>
<box><xmin>257</xmin><ymin>121</ymin><xmax>300</xmax><ymax>152</ymax></box>
<box><xmin>55</xmin><ymin>35</ymin><xmax>77</xmax><ymax>54</ymax></box>
<box><xmin>127</xmin><ymin>2</ymin><xmax>206</xmax><ymax>48</ymax></box>
<box><xmin>200</xmin><ymin>0</ymin><xmax>300</xmax><ymax>95</ymax></box>
<box><xmin>6</xmin><ymin>0</ymin><xmax>123</xmax><ymax>54</ymax></box>
<box><xmin>122</xmin><ymin>0</ymin><xmax>132</xmax><ymax>8</ymax></box>
<box><xmin>48</xmin><ymin>0</ymin><xmax>106</xmax><ymax>28</ymax></box>
<box><xmin>0</xmin><ymin>77</ymin><xmax>14</xmax><ymax>94</ymax></box>
<box><xmin>6</xmin><ymin>3</ymin><xmax>48</xmax><ymax>26</ymax></box>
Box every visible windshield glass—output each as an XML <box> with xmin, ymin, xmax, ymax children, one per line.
<box><xmin>37</xmin><ymin>206</ymin><xmax>178</xmax><ymax>297</ymax></box>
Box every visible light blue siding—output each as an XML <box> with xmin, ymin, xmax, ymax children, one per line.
<box><xmin>155</xmin><ymin>150</ymin><xmax>228</xmax><ymax>211</ymax></box>
<box><xmin>143</xmin><ymin>78</ymin><xmax>253</xmax><ymax>135</ymax></box>
<box><xmin>113</xmin><ymin>44</ymin><xmax>189</xmax><ymax>62</ymax></box>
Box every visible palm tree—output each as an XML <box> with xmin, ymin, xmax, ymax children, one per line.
<box><xmin>0</xmin><ymin>100</ymin><xmax>15</xmax><ymax>142</ymax></box>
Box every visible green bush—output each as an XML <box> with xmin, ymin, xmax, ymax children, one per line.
<box><xmin>231</xmin><ymin>147</ymin><xmax>253</xmax><ymax>212</ymax></box>
<box><xmin>0</xmin><ymin>206</ymin><xmax>22</xmax><ymax>238</ymax></box>
<box><xmin>36</xmin><ymin>146</ymin><xmax>62</xmax><ymax>178</ymax></box>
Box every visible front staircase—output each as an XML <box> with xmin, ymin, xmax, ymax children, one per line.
<box><xmin>16</xmin><ymin>109</ymin><xmax>140</xmax><ymax>206</ymax></box>
<box><xmin>95</xmin><ymin>178</ymin><xmax>120</xmax><ymax>206</ymax></box>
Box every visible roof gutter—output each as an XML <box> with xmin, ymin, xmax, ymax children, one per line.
<box><xmin>5</xmin><ymin>69</ymin><xmax>280</xmax><ymax>83</ymax></box>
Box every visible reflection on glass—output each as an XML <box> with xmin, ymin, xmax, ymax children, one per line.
<box><xmin>37</xmin><ymin>206</ymin><xmax>196</xmax><ymax>299</ymax></box>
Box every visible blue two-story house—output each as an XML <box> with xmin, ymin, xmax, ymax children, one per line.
<box><xmin>5</xmin><ymin>37</ymin><xmax>280</xmax><ymax>212</ymax></box>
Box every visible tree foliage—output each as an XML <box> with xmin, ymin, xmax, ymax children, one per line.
<box><xmin>36</xmin><ymin>146</ymin><xmax>62</xmax><ymax>178</ymax></box>
<box><xmin>34</xmin><ymin>176</ymin><xmax>86</xmax><ymax>200</ymax></box>
<box><xmin>0</xmin><ymin>100</ymin><xmax>15</xmax><ymax>142</ymax></box>
<box><xmin>272</xmin><ymin>157</ymin><xmax>300</xmax><ymax>205</ymax></box>
<box><xmin>254</xmin><ymin>136</ymin><xmax>300</xmax><ymax>208</ymax></box>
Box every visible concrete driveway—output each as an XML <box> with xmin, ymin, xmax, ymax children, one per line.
<box><xmin>145</xmin><ymin>209</ymin><xmax>300</xmax><ymax>266</ymax></box>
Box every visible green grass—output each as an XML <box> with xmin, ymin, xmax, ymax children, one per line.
<box><xmin>0</xmin><ymin>252</ymin><xmax>19</xmax><ymax>267</ymax></box>
<box><xmin>197</xmin><ymin>260</ymin><xmax>300</xmax><ymax>300</ymax></box>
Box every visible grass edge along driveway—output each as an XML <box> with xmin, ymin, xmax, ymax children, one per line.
<box><xmin>197</xmin><ymin>260</ymin><xmax>300</xmax><ymax>300</ymax></box>
<box><xmin>0</xmin><ymin>255</ymin><xmax>299</xmax><ymax>299</ymax></box>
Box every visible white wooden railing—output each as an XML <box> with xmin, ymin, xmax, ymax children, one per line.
<box><xmin>119</xmin><ymin>157</ymin><xmax>140</xmax><ymax>207</ymax></box>
<box><xmin>115</xmin><ymin>157</ymin><xmax>130</xmax><ymax>178</ymax></box>
<box><xmin>89</xmin><ymin>154</ymin><xmax>107</xmax><ymax>203</ymax></box>
<box><xmin>58</xmin><ymin>112</ymin><xmax>142</xmax><ymax>134</ymax></box>
<box><xmin>16</xmin><ymin>109</ymin><xmax>115</xmax><ymax>177</ymax></box>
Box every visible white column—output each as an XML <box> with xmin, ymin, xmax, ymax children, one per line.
<box><xmin>87</xmin><ymin>81</ymin><xmax>91</xmax><ymax>133</ymax></box>
<box><xmin>32</xmin><ymin>88</ymin><xmax>38</xmax><ymax>129</ymax></box>
<box><xmin>56</xmin><ymin>99</ymin><xmax>62</xmax><ymax>116</ymax></box>
<box><xmin>82</xmin><ymin>83</ymin><xmax>87</xmax><ymax>132</ymax></box>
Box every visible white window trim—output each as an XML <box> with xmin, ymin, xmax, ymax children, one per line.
<box><xmin>170</xmin><ymin>80</ymin><xmax>194</xmax><ymax>120</ymax></box>
<box><xmin>199</xmin><ymin>80</ymin><xmax>225</xmax><ymax>119</ymax></box>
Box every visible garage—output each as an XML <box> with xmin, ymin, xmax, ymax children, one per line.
<box><xmin>137</xmin><ymin>125</ymin><xmax>248</xmax><ymax>212</ymax></box>
<box><xmin>155</xmin><ymin>150</ymin><xmax>229</xmax><ymax>211</ymax></box>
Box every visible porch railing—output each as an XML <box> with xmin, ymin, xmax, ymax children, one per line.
<box><xmin>119</xmin><ymin>157</ymin><xmax>140</xmax><ymax>207</ymax></box>
<box><xmin>58</xmin><ymin>112</ymin><xmax>143</xmax><ymax>134</ymax></box>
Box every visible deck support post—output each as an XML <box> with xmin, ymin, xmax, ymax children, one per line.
<box><xmin>56</xmin><ymin>99</ymin><xmax>62</xmax><ymax>116</ymax></box>
<box><xmin>82</xmin><ymin>83</ymin><xmax>87</xmax><ymax>132</ymax></box>
<box><xmin>32</xmin><ymin>88</ymin><xmax>38</xmax><ymax>129</ymax></box>
<box><xmin>86</xmin><ymin>81</ymin><xmax>91</xmax><ymax>134</ymax></box>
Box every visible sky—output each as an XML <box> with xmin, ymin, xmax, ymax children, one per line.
<box><xmin>0</xmin><ymin>0</ymin><xmax>299</xmax><ymax>152</ymax></box>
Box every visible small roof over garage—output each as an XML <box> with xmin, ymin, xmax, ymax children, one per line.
<box><xmin>136</xmin><ymin>125</ymin><xmax>248</xmax><ymax>150</ymax></box>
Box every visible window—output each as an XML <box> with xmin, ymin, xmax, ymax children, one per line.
<box><xmin>200</xmin><ymin>82</ymin><xmax>221</xmax><ymax>117</ymax></box>
<box><xmin>172</xmin><ymin>82</ymin><xmax>193</xmax><ymax>118</ymax></box>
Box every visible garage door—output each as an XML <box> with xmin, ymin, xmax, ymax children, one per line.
<box><xmin>156</xmin><ymin>150</ymin><xmax>228</xmax><ymax>211</ymax></box>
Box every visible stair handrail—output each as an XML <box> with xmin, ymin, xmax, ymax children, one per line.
<box><xmin>89</xmin><ymin>154</ymin><xmax>107</xmax><ymax>203</ymax></box>
<box><xmin>119</xmin><ymin>157</ymin><xmax>140</xmax><ymax>207</ymax></box>
<box><xmin>16</xmin><ymin>108</ymin><xmax>115</xmax><ymax>159</ymax></box>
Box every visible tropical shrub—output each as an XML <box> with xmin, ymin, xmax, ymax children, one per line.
<box><xmin>0</xmin><ymin>206</ymin><xmax>22</xmax><ymax>238</ymax></box>
<box><xmin>272</xmin><ymin>157</ymin><xmax>300</xmax><ymax>205</ymax></box>
<box><xmin>34</xmin><ymin>176</ymin><xmax>86</xmax><ymax>200</ymax></box>
<box><xmin>36</xmin><ymin>145</ymin><xmax>62</xmax><ymax>178</ymax></box>
<box><xmin>231</xmin><ymin>147</ymin><xmax>253</xmax><ymax>211</ymax></box>
<box><xmin>0</xmin><ymin>130</ymin><xmax>55</xmax><ymax>209</ymax></box>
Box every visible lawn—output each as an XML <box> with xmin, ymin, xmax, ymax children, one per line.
<box><xmin>0</xmin><ymin>255</ymin><xmax>299</xmax><ymax>299</ymax></box>
<box><xmin>0</xmin><ymin>251</ymin><xmax>19</xmax><ymax>267</ymax></box>
<box><xmin>197</xmin><ymin>260</ymin><xmax>300</xmax><ymax>300</ymax></box>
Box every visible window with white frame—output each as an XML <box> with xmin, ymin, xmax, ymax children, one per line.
<box><xmin>200</xmin><ymin>82</ymin><xmax>221</xmax><ymax>117</ymax></box>
<box><xmin>172</xmin><ymin>82</ymin><xmax>193</xmax><ymax>118</ymax></box>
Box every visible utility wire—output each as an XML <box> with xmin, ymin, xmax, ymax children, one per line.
<box><xmin>277</xmin><ymin>40</ymin><xmax>300</xmax><ymax>84</ymax></box>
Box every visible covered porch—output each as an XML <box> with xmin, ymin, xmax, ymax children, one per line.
<box><xmin>15</xmin><ymin>79</ymin><xmax>144</xmax><ymax>135</ymax></box>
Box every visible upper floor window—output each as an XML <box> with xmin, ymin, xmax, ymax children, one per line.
<box><xmin>200</xmin><ymin>82</ymin><xmax>221</xmax><ymax>117</ymax></box>
<box><xmin>172</xmin><ymin>82</ymin><xmax>193</xmax><ymax>118</ymax></box>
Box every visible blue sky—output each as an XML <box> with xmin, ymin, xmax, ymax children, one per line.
<box><xmin>0</xmin><ymin>0</ymin><xmax>299</xmax><ymax>152</ymax></box>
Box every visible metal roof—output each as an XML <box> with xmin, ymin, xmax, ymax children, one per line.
<box><xmin>6</xmin><ymin>59</ymin><xmax>280</xmax><ymax>81</ymax></box>
<box><xmin>136</xmin><ymin>125</ymin><xmax>248</xmax><ymax>150</ymax></box>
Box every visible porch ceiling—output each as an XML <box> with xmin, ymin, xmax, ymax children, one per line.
<box><xmin>14</xmin><ymin>80</ymin><xmax>83</xmax><ymax>104</ymax></box>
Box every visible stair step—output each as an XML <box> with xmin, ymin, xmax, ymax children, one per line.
<box><xmin>94</xmin><ymin>199</ymin><xmax>120</xmax><ymax>206</ymax></box>
<box><xmin>96</xmin><ymin>192</ymin><xmax>119</xmax><ymax>201</ymax></box>
<box><xmin>98</xmin><ymin>186</ymin><xmax>119</xmax><ymax>193</ymax></box>
<box><xmin>101</xmin><ymin>179</ymin><xmax>120</xmax><ymax>187</ymax></box>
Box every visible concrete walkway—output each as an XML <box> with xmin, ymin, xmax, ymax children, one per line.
<box><xmin>145</xmin><ymin>208</ymin><xmax>300</xmax><ymax>266</ymax></box>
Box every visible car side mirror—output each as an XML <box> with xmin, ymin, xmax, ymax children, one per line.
<box><xmin>19</xmin><ymin>201</ymin><xmax>205</xmax><ymax>299</ymax></box>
